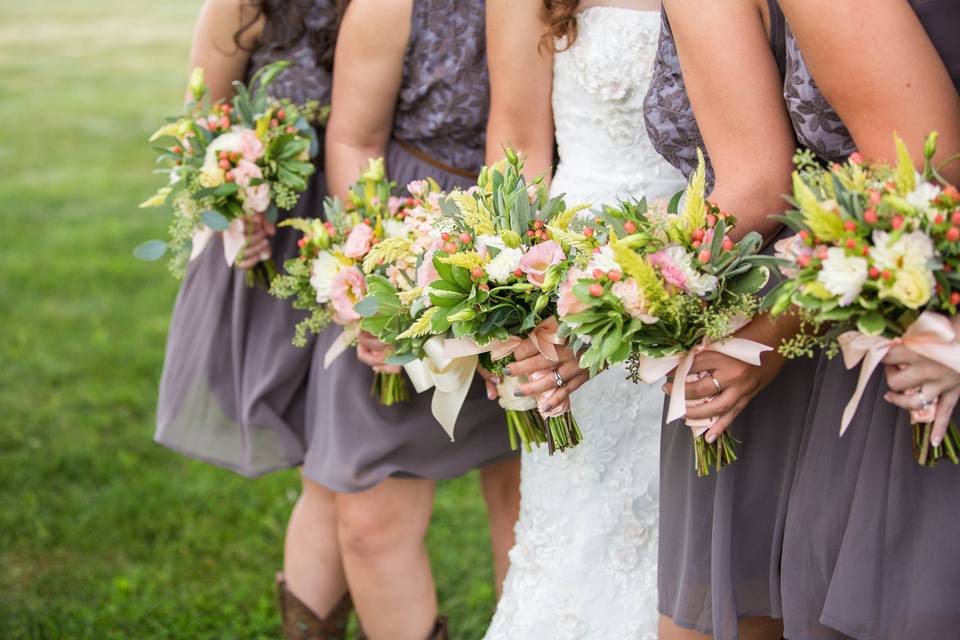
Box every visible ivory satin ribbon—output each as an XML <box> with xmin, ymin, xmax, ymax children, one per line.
<box><xmin>191</xmin><ymin>218</ymin><xmax>247</xmax><ymax>266</ymax></box>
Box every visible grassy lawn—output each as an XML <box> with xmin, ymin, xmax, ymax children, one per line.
<box><xmin>0</xmin><ymin>2</ymin><xmax>495</xmax><ymax>637</ymax></box>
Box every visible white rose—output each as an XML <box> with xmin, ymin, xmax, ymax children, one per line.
<box><xmin>587</xmin><ymin>246</ymin><xmax>621</xmax><ymax>274</ymax></box>
<box><xmin>871</xmin><ymin>229</ymin><xmax>934</xmax><ymax>273</ymax></box>
<box><xmin>382</xmin><ymin>218</ymin><xmax>407</xmax><ymax>239</ymax></box>
<box><xmin>817</xmin><ymin>247</ymin><xmax>868</xmax><ymax>306</ymax></box>
<box><xmin>309</xmin><ymin>252</ymin><xmax>342</xmax><ymax>303</ymax></box>
<box><xmin>485</xmin><ymin>247</ymin><xmax>525</xmax><ymax>283</ymax></box>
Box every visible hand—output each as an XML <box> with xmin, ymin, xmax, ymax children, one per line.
<box><xmin>664</xmin><ymin>316</ymin><xmax>790</xmax><ymax>442</ymax></box>
<box><xmin>356</xmin><ymin>331</ymin><xmax>401</xmax><ymax>374</ymax></box>
<box><xmin>505</xmin><ymin>338</ymin><xmax>589</xmax><ymax>413</ymax></box>
<box><xmin>477</xmin><ymin>366</ymin><xmax>501</xmax><ymax>400</ymax></box>
<box><xmin>883</xmin><ymin>344</ymin><xmax>960</xmax><ymax>445</ymax></box>
<box><xmin>236</xmin><ymin>213</ymin><xmax>277</xmax><ymax>270</ymax></box>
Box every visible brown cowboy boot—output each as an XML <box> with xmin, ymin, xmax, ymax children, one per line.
<box><xmin>276</xmin><ymin>573</ymin><xmax>353</xmax><ymax>640</ymax></box>
<box><xmin>355</xmin><ymin>616</ymin><xmax>447</xmax><ymax>640</ymax></box>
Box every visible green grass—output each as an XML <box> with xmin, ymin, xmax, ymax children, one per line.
<box><xmin>0</xmin><ymin>2</ymin><xmax>495</xmax><ymax>637</ymax></box>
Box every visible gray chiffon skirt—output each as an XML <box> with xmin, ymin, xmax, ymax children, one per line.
<box><xmin>781</xmin><ymin>355</ymin><xmax>960</xmax><ymax>640</ymax></box>
<box><xmin>302</xmin><ymin>141</ymin><xmax>515</xmax><ymax>493</ymax></box>
<box><xmin>154</xmin><ymin>170</ymin><xmax>327</xmax><ymax>476</ymax></box>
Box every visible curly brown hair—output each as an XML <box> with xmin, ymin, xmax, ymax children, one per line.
<box><xmin>235</xmin><ymin>0</ymin><xmax>350</xmax><ymax>71</ymax></box>
<box><xmin>541</xmin><ymin>0</ymin><xmax>580</xmax><ymax>51</ymax></box>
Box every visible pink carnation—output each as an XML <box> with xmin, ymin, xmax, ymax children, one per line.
<box><xmin>242</xmin><ymin>183</ymin><xmax>271</xmax><ymax>215</ymax></box>
<box><xmin>231</xmin><ymin>159</ymin><xmax>262</xmax><ymax>187</ymax></box>
<box><xmin>407</xmin><ymin>180</ymin><xmax>428</xmax><ymax>197</ymax></box>
<box><xmin>611</xmin><ymin>279</ymin><xmax>657</xmax><ymax>323</ymax></box>
<box><xmin>648</xmin><ymin>249</ymin><xmax>689</xmax><ymax>291</ymax></box>
<box><xmin>343</xmin><ymin>223</ymin><xmax>374</xmax><ymax>259</ymax></box>
<box><xmin>557</xmin><ymin>269</ymin><xmax>589</xmax><ymax>318</ymax></box>
<box><xmin>519</xmin><ymin>240</ymin><xmax>565</xmax><ymax>286</ymax></box>
<box><xmin>330</xmin><ymin>266</ymin><xmax>367</xmax><ymax>323</ymax></box>
<box><xmin>238</xmin><ymin>128</ymin><xmax>265</xmax><ymax>162</ymax></box>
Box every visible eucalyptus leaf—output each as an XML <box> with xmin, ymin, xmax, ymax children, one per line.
<box><xmin>201</xmin><ymin>210</ymin><xmax>231</xmax><ymax>231</ymax></box>
<box><xmin>133</xmin><ymin>239</ymin><xmax>168</xmax><ymax>261</ymax></box>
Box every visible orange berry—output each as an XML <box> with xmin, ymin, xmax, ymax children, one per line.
<box><xmin>947</xmin><ymin>227</ymin><xmax>960</xmax><ymax>242</ymax></box>
<box><xmin>583</xmin><ymin>227</ymin><xmax>594</xmax><ymax>238</ymax></box>
<box><xmin>623</xmin><ymin>221</ymin><xmax>637</xmax><ymax>234</ymax></box>
<box><xmin>588</xmin><ymin>284</ymin><xmax>603</xmax><ymax>297</ymax></box>
<box><xmin>608</xmin><ymin>270</ymin><xmax>622</xmax><ymax>282</ymax></box>
<box><xmin>698</xmin><ymin>249</ymin><xmax>712</xmax><ymax>263</ymax></box>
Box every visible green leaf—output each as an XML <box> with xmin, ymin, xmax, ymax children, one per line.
<box><xmin>201</xmin><ymin>210</ymin><xmax>230</xmax><ymax>231</ymax></box>
<box><xmin>354</xmin><ymin>296</ymin><xmax>380</xmax><ymax>318</ymax></box>
<box><xmin>133</xmin><ymin>239</ymin><xmax>167</xmax><ymax>261</ymax></box>
<box><xmin>213</xmin><ymin>182</ymin><xmax>239</xmax><ymax>197</ymax></box>
<box><xmin>385</xmin><ymin>353</ymin><xmax>416</xmax><ymax>366</ymax></box>
<box><xmin>726</xmin><ymin>266</ymin><xmax>770</xmax><ymax>295</ymax></box>
<box><xmin>667</xmin><ymin>190</ymin><xmax>683</xmax><ymax>214</ymax></box>
<box><xmin>856</xmin><ymin>311</ymin><xmax>886</xmax><ymax>336</ymax></box>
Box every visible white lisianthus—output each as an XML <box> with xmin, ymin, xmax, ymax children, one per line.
<box><xmin>382</xmin><ymin>218</ymin><xmax>407</xmax><ymax>239</ymax></box>
<box><xmin>817</xmin><ymin>247</ymin><xmax>868</xmax><ymax>306</ymax></box>
<box><xmin>871</xmin><ymin>230</ymin><xmax>935</xmax><ymax>273</ymax></box>
<box><xmin>587</xmin><ymin>246</ymin><xmax>621</xmax><ymax>274</ymax></box>
<box><xmin>485</xmin><ymin>247</ymin><xmax>525</xmax><ymax>283</ymax></box>
<box><xmin>906</xmin><ymin>177</ymin><xmax>941</xmax><ymax>220</ymax></box>
<box><xmin>310</xmin><ymin>252</ymin><xmax>342</xmax><ymax>303</ymax></box>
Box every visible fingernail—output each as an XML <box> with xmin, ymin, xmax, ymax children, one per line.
<box><xmin>661</xmin><ymin>385</ymin><xmax>668</xmax><ymax>394</ymax></box>
<box><xmin>492</xmin><ymin>377</ymin><xmax>501</xmax><ymax>384</ymax></box>
<box><xmin>503</xmin><ymin>367</ymin><xmax>512</xmax><ymax>376</ymax></box>
<box><xmin>260</xmin><ymin>251</ymin><xmax>271</xmax><ymax>261</ymax></box>
<box><xmin>488</xmin><ymin>391</ymin><xmax>496</xmax><ymax>400</ymax></box>
<box><xmin>705</xmin><ymin>433</ymin><xmax>717</xmax><ymax>444</ymax></box>
<box><xmin>513</xmin><ymin>390</ymin><xmax>525</xmax><ymax>397</ymax></box>
<box><xmin>884</xmin><ymin>393</ymin><xmax>892</xmax><ymax>401</ymax></box>
<box><xmin>932</xmin><ymin>435</ymin><xmax>943</xmax><ymax>447</ymax></box>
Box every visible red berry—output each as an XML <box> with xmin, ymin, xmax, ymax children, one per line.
<box><xmin>270</xmin><ymin>118</ymin><xmax>279</xmax><ymax>128</ymax></box>
<box><xmin>608</xmin><ymin>270</ymin><xmax>623</xmax><ymax>282</ymax></box>
<box><xmin>173</xmin><ymin>145</ymin><xmax>182</xmax><ymax>154</ymax></box>
<box><xmin>592</xmin><ymin>269</ymin><xmax>605</xmax><ymax>280</ymax></box>
<box><xmin>698</xmin><ymin>249</ymin><xmax>712</xmax><ymax>263</ymax></box>
<box><xmin>443</xmin><ymin>242</ymin><xmax>458</xmax><ymax>254</ymax></box>
<box><xmin>277</xmin><ymin>109</ymin><xmax>286</xmax><ymax>120</ymax></box>
<box><xmin>471</xmin><ymin>267</ymin><xmax>485</xmax><ymax>279</ymax></box>
<box><xmin>706</xmin><ymin>214</ymin><xmax>717</xmax><ymax>227</ymax></box>
<box><xmin>224</xmin><ymin>171</ymin><xmax>235</xmax><ymax>182</ymax></box>
<box><xmin>513</xmin><ymin>268</ymin><xmax>524</xmax><ymax>278</ymax></box>
<box><xmin>533</xmin><ymin>220</ymin><xmax>543</xmax><ymax>230</ymax></box>
<box><xmin>935</xmin><ymin>214</ymin><xmax>945</xmax><ymax>225</ymax></box>
<box><xmin>849</xmin><ymin>151</ymin><xmax>864</xmax><ymax>165</ymax></box>
<box><xmin>441</xmin><ymin>232</ymin><xmax>450</xmax><ymax>241</ymax></box>
<box><xmin>947</xmin><ymin>227</ymin><xmax>960</xmax><ymax>242</ymax></box>
<box><xmin>220</xmin><ymin>116</ymin><xmax>231</xmax><ymax>129</ymax></box>
<box><xmin>831</xmin><ymin>163</ymin><xmax>843</xmax><ymax>172</ymax></box>
<box><xmin>219</xmin><ymin>150</ymin><xmax>229</xmax><ymax>160</ymax></box>
<box><xmin>691</xmin><ymin>240</ymin><xmax>702</xmax><ymax>249</ymax></box>
<box><xmin>623</xmin><ymin>221</ymin><xmax>637</xmax><ymax>234</ymax></box>
<box><xmin>583</xmin><ymin>227</ymin><xmax>594</xmax><ymax>238</ymax></box>
<box><xmin>527</xmin><ymin>229</ymin><xmax>536</xmax><ymax>238</ymax></box>
<box><xmin>218</xmin><ymin>159</ymin><xmax>231</xmax><ymax>170</ymax></box>
<box><xmin>588</xmin><ymin>284</ymin><xmax>604</xmax><ymax>297</ymax></box>
<box><xmin>951</xmin><ymin>211</ymin><xmax>960</xmax><ymax>226</ymax></box>
<box><xmin>864</xmin><ymin>209</ymin><xmax>878</xmax><ymax>225</ymax></box>
<box><xmin>861</xmin><ymin>246</ymin><xmax>870</xmax><ymax>256</ymax></box>
<box><xmin>691</xmin><ymin>228</ymin><xmax>705</xmax><ymax>242</ymax></box>
<box><xmin>944</xmin><ymin>185</ymin><xmax>960</xmax><ymax>200</ymax></box>
<box><xmin>845</xmin><ymin>238</ymin><xmax>857</xmax><ymax>250</ymax></box>
<box><xmin>868</xmin><ymin>191</ymin><xmax>882</xmax><ymax>205</ymax></box>
<box><xmin>479</xmin><ymin>283</ymin><xmax>490</xmax><ymax>291</ymax></box>
<box><xmin>844</xmin><ymin>220</ymin><xmax>857</xmax><ymax>232</ymax></box>
<box><xmin>722</xmin><ymin>238</ymin><xmax>734</xmax><ymax>251</ymax></box>
<box><xmin>816</xmin><ymin>247</ymin><xmax>829</xmax><ymax>260</ymax></box>
<box><xmin>892</xmin><ymin>215</ymin><xmax>904</xmax><ymax>230</ymax></box>
<box><xmin>882</xmin><ymin>270</ymin><xmax>893</xmax><ymax>281</ymax></box>
<box><xmin>799</xmin><ymin>230</ymin><xmax>810</xmax><ymax>241</ymax></box>
<box><xmin>869</xmin><ymin>267</ymin><xmax>880</xmax><ymax>279</ymax></box>
<box><xmin>797</xmin><ymin>255</ymin><xmax>811</xmax><ymax>268</ymax></box>
<box><xmin>459</xmin><ymin>232</ymin><xmax>473</xmax><ymax>244</ymax></box>
<box><xmin>951</xmin><ymin>292</ymin><xmax>960</xmax><ymax>306</ymax></box>
<box><xmin>286</xmin><ymin>126</ymin><xmax>296</xmax><ymax>133</ymax></box>
<box><xmin>298</xmin><ymin>237</ymin><xmax>307</xmax><ymax>248</ymax></box>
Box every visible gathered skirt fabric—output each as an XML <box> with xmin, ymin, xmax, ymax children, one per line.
<box><xmin>781</xmin><ymin>355</ymin><xmax>960</xmax><ymax>640</ymax></box>
<box><xmin>302</xmin><ymin>141</ymin><xmax>515</xmax><ymax>493</ymax></box>
<box><xmin>154</xmin><ymin>170</ymin><xmax>327</xmax><ymax>477</ymax></box>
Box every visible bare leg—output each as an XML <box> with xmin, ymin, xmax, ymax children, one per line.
<box><xmin>336</xmin><ymin>478</ymin><xmax>437</xmax><ymax>640</ymax></box>
<box><xmin>478</xmin><ymin>457</ymin><xmax>521</xmax><ymax>597</ymax></box>
<box><xmin>659</xmin><ymin>615</ymin><xmax>784</xmax><ymax>640</ymax></box>
<box><xmin>283</xmin><ymin>472</ymin><xmax>349</xmax><ymax>615</ymax></box>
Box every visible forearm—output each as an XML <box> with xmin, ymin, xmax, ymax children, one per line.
<box><xmin>708</xmin><ymin>166</ymin><xmax>792</xmax><ymax>244</ymax></box>
<box><xmin>325</xmin><ymin>135</ymin><xmax>387</xmax><ymax>201</ymax></box>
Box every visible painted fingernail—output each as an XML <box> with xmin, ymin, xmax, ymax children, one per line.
<box><xmin>260</xmin><ymin>251</ymin><xmax>271</xmax><ymax>261</ymax></box>
<box><xmin>932</xmin><ymin>435</ymin><xmax>943</xmax><ymax>447</ymax></box>
<box><xmin>705</xmin><ymin>433</ymin><xmax>718</xmax><ymax>444</ymax></box>
<box><xmin>661</xmin><ymin>385</ymin><xmax>668</xmax><ymax>394</ymax></box>
<box><xmin>513</xmin><ymin>389</ymin><xmax>525</xmax><ymax>397</ymax></box>
<box><xmin>492</xmin><ymin>377</ymin><xmax>501</xmax><ymax>384</ymax></box>
<box><xmin>884</xmin><ymin>393</ymin><xmax>892</xmax><ymax>401</ymax></box>
<box><xmin>488</xmin><ymin>391</ymin><xmax>496</xmax><ymax>400</ymax></box>
<box><xmin>503</xmin><ymin>367</ymin><xmax>512</xmax><ymax>376</ymax></box>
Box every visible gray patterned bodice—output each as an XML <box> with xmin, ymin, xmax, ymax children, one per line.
<box><xmin>393</xmin><ymin>0</ymin><xmax>489</xmax><ymax>173</ymax></box>
<box><xmin>645</xmin><ymin>1</ymin><xmax>960</xmax><ymax>181</ymax></box>
<box><xmin>246</xmin><ymin>3</ymin><xmax>337</xmax><ymax>105</ymax></box>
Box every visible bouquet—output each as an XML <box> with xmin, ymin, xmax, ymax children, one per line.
<box><xmin>137</xmin><ymin>62</ymin><xmax>322</xmax><ymax>286</ymax></box>
<box><xmin>270</xmin><ymin>158</ymin><xmax>417</xmax><ymax>405</ymax></box>
<box><xmin>765</xmin><ymin>133</ymin><xmax>960</xmax><ymax>466</ymax></box>
<box><xmin>359</xmin><ymin>150</ymin><xmax>586</xmax><ymax>453</ymax></box>
<box><xmin>557</xmin><ymin>152</ymin><xmax>774</xmax><ymax>476</ymax></box>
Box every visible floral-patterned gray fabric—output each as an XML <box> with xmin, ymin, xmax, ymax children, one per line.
<box><xmin>393</xmin><ymin>0</ymin><xmax>489</xmax><ymax>173</ymax></box>
<box><xmin>246</xmin><ymin>3</ymin><xmax>337</xmax><ymax>105</ymax></box>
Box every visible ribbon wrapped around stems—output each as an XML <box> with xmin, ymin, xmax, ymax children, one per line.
<box><xmin>323</xmin><ymin>322</ymin><xmax>361</xmax><ymax>369</ymax></box>
<box><xmin>632</xmin><ymin>333</ymin><xmax>773</xmax><ymax>437</ymax></box>
<box><xmin>191</xmin><ymin>218</ymin><xmax>247</xmax><ymax>266</ymax></box>
<box><xmin>838</xmin><ymin>311</ymin><xmax>960</xmax><ymax>434</ymax></box>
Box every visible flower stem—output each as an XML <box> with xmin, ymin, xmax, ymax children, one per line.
<box><xmin>371</xmin><ymin>371</ymin><xmax>410</xmax><ymax>406</ymax></box>
<box><xmin>912</xmin><ymin>421</ymin><xmax>960</xmax><ymax>467</ymax></box>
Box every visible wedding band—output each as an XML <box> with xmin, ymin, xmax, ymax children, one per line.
<box><xmin>554</xmin><ymin>370</ymin><xmax>565</xmax><ymax>387</ymax></box>
<box><xmin>917</xmin><ymin>392</ymin><xmax>933</xmax><ymax>410</ymax></box>
<box><xmin>709</xmin><ymin>374</ymin><xmax>722</xmax><ymax>394</ymax></box>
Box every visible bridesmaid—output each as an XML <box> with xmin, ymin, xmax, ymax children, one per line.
<box><xmin>770</xmin><ymin>2</ymin><xmax>960</xmax><ymax>639</ymax></box>
<box><xmin>153</xmin><ymin>1</ymin><xmax>356</xmax><ymax>637</ymax></box>
<box><xmin>309</xmin><ymin>1</ymin><xmax>520</xmax><ymax>638</ymax></box>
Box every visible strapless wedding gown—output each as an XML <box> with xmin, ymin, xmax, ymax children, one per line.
<box><xmin>483</xmin><ymin>8</ymin><xmax>687</xmax><ymax>640</ymax></box>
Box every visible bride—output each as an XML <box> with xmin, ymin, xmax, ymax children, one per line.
<box><xmin>482</xmin><ymin>1</ymin><xmax>686</xmax><ymax>638</ymax></box>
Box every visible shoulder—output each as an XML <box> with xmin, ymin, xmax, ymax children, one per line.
<box><xmin>197</xmin><ymin>0</ymin><xmax>264</xmax><ymax>50</ymax></box>
<box><xmin>342</xmin><ymin>0</ymin><xmax>414</xmax><ymax>36</ymax></box>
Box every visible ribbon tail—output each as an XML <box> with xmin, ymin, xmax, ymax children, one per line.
<box><xmin>222</xmin><ymin>218</ymin><xmax>246</xmax><ymax>267</ymax></box>
<box><xmin>840</xmin><ymin>345</ymin><xmax>888</xmax><ymax>436</ymax></box>
<box><xmin>324</xmin><ymin>324</ymin><xmax>359</xmax><ymax>369</ymax></box>
<box><xmin>430</xmin><ymin>355</ymin><xmax>478</xmax><ymax>441</ymax></box>
<box><xmin>403</xmin><ymin>359</ymin><xmax>436</xmax><ymax>394</ymax></box>
<box><xmin>667</xmin><ymin>351</ymin><xmax>697</xmax><ymax>424</ymax></box>
<box><xmin>190</xmin><ymin>228</ymin><xmax>214</xmax><ymax>261</ymax></box>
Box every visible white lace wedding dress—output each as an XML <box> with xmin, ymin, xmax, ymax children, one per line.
<box><xmin>483</xmin><ymin>8</ymin><xmax>687</xmax><ymax>640</ymax></box>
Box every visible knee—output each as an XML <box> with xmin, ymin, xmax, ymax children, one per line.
<box><xmin>480</xmin><ymin>459</ymin><xmax>521</xmax><ymax>511</ymax></box>
<box><xmin>336</xmin><ymin>499</ymin><xmax>422</xmax><ymax>560</ymax></box>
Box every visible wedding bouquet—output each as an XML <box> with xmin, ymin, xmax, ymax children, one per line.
<box><xmin>270</xmin><ymin>158</ymin><xmax>416</xmax><ymax>405</ymax></box>
<box><xmin>137</xmin><ymin>62</ymin><xmax>322</xmax><ymax>286</ymax></box>
<box><xmin>765</xmin><ymin>133</ymin><xmax>960</xmax><ymax>466</ymax></box>
<box><xmin>557</xmin><ymin>152</ymin><xmax>773</xmax><ymax>476</ymax></box>
<box><xmin>358</xmin><ymin>150</ymin><xmax>586</xmax><ymax>453</ymax></box>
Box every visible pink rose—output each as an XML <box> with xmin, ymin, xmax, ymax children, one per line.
<box><xmin>557</xmin><ymin>269</ymin><xmax>589</xmax><ymax>318</ymax></box>
<box><xmin>330</xmin><ymin>266</ymin><xmax>367</xmax><ymax>323</ymax></box>
<box><xmin>519</xmin><ymin>240</ymin><xmax>565</xmax><ymax>286</ymax></box>
<box><xmin>343</xmin><ymin>223</ymin><xmax>374</xmax><ymax>259</ymax></box>
<box><xmin>611</xmin><ymin>279</ymin><xmax>658</xmax><ymax>324</ymax></box>
<box><xmin>239</xmin><ymin>128</ymin><xmax>265</xmax><ymax>162</ymax></box>
<box><xmin>231</xmin><ymin>159</ymin><xmax>263</xmax><ymax>188</ymax></box>
<box><xmin>242</xmin><ymin>183</ymin><xmax>271</xmax><ymax>215</ymax></box>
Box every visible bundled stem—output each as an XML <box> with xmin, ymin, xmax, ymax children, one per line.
<box><xmin>506</xmin><ymin>410</ymin><xmax>547</xmax><ymax>452</ymax></box>
<box><xmin>370</xmin><ymin>372</ymin><xmax>410</xmax><ymax>406</ymax></box>
<box><xmin>913</xmin><ymin>422</ymin><xmax>960</xmax><ymax>467</ymax></box>
<box><xmin>545</xmin><ymin>414</ymin><xmax>582</xmax><ymax>454</ymax></box>
<box><xmin>692</xmin><ymin>432</ymin><xmax>739</xmax><ymax>477</ymax></box>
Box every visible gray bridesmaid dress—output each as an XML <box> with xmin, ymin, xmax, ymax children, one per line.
<box><xmin>303</xmin><ymin>0</ymin><xmax>514</xmax><ymax>494</ymax></box>
<box><xmin>780</xmin><ymin>3</ymin><xmax>960</xmax><ymax>639</ymax></box>
<box><xmin>154</xmin><ymin>6</ymin><xmax>337</xmax><ymax>476</ymax></box>
<box><xmin>643</xmin><ymin>5</ymin><xmax>823</xmax><ymax>638</ymax></box>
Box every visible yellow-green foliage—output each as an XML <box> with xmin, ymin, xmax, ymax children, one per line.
<box><xmin>674</xmin><ymin>149</ymin><xmax>707</xmax><ymax>240</ymax></box>
<box><xmin>553</xmin><ymin>203</ymin><xmax>592</xmax><ymax>231</ymax></box>
<box><xmin>439</xmin><ymin>251</ymin><xmax>486</xmax><ymax>271</ymax></box>
<box><xmin>363</xmin><ymin>236</ymin><xmax>412</xmax><ymax>272</ymax></box>
<box><xmin>397</xmin><ymin>306</ymin><xmax>439</xmax><ymax>340</ymax></box>
<box><xmin>793</xmin><ymin>172</ymin><xmax>845</xmax><ymax>241</ymax></box>
<box><xmin>451</xmin><ymin>190</ymin><xmax>495</xmax><ymax>235</ymax></box>
<box><xmin>547</xmin><ymin>225</ymin><xmax>595</xmax><ymax>253</ymax></box>
<box><xmin>609</xmin><ymin>234</ymin><xmax>667</xmax><ymax>311</ymax></box>
<box><xmin>894</xmin><ymin>133</ymin><xmax>918</xmax><ymax>195</ymax></box>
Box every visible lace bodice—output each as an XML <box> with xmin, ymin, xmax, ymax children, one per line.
<box><xmin>485</xmin><ymin>9</ymin><xmax>684</xmax><ymax>640</ymax></box>
<box><xmin>551</xmin><ymin>8</ymin><xmax>686</xmax><ymax>204</ymax></box>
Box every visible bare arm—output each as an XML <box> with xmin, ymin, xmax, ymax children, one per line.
<box><xmin>779</xmin><ymin>0</ymin><xmax>960</xmax><ymax>183</ymax></box>
<box><xmin>664</xmin><ymin>0</ymin><xmax>795</xmax><ymax>242</ymax></box>
<box><xmin>187</xmin><ymin>0</ymin><xmax>263</xmax><ymax>103</ymax></box>
<box><xmin>324</xmin><ymin>0</ymin><xmax>412</xmax><ymax>200</ymax></box>
<box><xmin>485</xmin><ymin>0</ymin><xmax>555</xmax><ymax>180</ymax></box>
